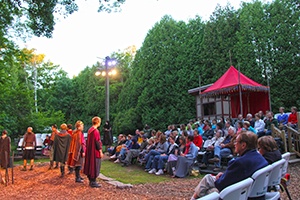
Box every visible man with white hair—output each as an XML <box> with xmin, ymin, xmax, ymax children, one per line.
<box><xmin>246</xmin><ymin>113</ymin><xmax>255</xmax><ymax>127</ymax></box>
<box><xmin>208</xmin><ymin>126</ymin><xmax>236</xmax><ymax>171</ymax></box>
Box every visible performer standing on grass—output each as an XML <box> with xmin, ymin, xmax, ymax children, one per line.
<box><xmin>21</xmin><ymin>127</ymin><xmax>36</xmax><ymax>171</ymax></box>
<box><xmin>68</xmin><ymin>121</ymin><xmax>86</xmax><ymax>183</ymax></box>
<box><xmin>0</xmin><ymin>130</ymin><xmax>11</xmax><ymax>184</ymax></box>
<box><xmin>53</xmin><ymin>124</ymin><xmax>71</xmax><ymax>178</ymax></box>
<box><xmin>84</xmin><ymin>116</ymin><xmax>103</xmax><ymax>188</ymax></box>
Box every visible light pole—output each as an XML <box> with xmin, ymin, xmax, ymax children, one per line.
<box><xmin>95</xmin><ymin>56</ymin><xmax>117</xmax><ymax>121</ymax></box>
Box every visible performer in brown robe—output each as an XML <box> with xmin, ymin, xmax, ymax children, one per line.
<box><xmin>68</xmin><ymin>121</ymin><xmax>86</xmax><ymax>183</ymax></box>
<box><xmin>0</xmin><ymin>130</ymin><xmax>11</xmax><ymax>184</ymax></box>
<box><xmin>21</xmin><ymin>127</ymin><xmax>36</xmax><ymax>171</ymax></box>
<box><xmin>84</xmin><ymin>116</ymin><xmax>103</xmax><ymax>188</ymax></box>
<box><xmin>53</xmin><ymin>124</ymin><xmax>71</xmax><ymax>178</ymax></box>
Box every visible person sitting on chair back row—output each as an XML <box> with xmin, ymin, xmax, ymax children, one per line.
<box><xmin>191</xmin><ymin>131</ymin><xmax>268</xmax><ymax>199</ymax></box>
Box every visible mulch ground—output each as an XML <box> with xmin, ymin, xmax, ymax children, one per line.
<box><xmin>1</xmin><ymin>162</ymin><xmax>298</xmax><ymax>200</ymax></box>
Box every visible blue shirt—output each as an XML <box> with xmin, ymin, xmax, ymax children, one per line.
<box><xmin>277</xmin><ymin>113</ymin><xmax>288</xmax><ymax>125</ymax></box>
<box><xmin>197</xmin><ymin>127</ymin><xmax>204</xmax><ymax>135</ymax></box>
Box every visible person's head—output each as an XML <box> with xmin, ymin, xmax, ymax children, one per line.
<box><xmin>132</xmin><ymin>138</ymin><xmax>137</xmax><ymax>144</ymax></box>
<box><xmin>255</xmin><ymin>113</ymin><xmax>260</xmax><ymax>121</ymax></box>
<box><xmin>60</xmin><ymin>123</ymin><xmax>67</xmax><ymax>130</ymax></box>
<box><xmin>2</xmin><ymin>130</ymin><xmax>8</xmax><ymax>136</ymax></box>
<box><xmin>169</xmin><ymin>136</ymin><xmax>175</xmax><ymax>144</ymax></box>
<box><xmin>170</xmin><ymin>124</ymin><xmax>175</xmax><ymax>130</ymax></box>
<box><xmin>238</xmin><ymin>121</ymin><xmax>244</xmax><ymax>129</ymax></box>
<box><xmin>167</xmin><ymin>125</ymin><xmax>171</xmax><ymax>130</ymax></box>
<box><xmin>182</xmin><ymin>130</ymin><xmax>188</xmax><ymax>137</ymax></box>
<box><xmin>179</xmin><ymin>136</ymin><xmax>186</xmax><ymax>145</ymax></box>
<box><xmin>46</xmin><ymin>135</ymin><xmax>49</xmax><ymax>139</ymax></box>
<box><xmin>243</xmin><ymin>121</ymin><xmax>251</xmax><ymax>129</ymax></box>
<box><xmin>206</xmin><ymin>123</ymin><xmax>212</xmax><ymax>130</ymax></box>
<box><xmin>212</xmin><ymin>119</ymin><xmax>217</xmax><ymax>124</ymax></box>
<box><xmin>187</xmin><ymin>123</ymin><xmax>192</xmax><ymax>130</ymax></box>
<box><xmin>216</xmin><ymin>122</ymin><xmax>223</xmax><ymax>130</ymax></box>
<box><xmin>67</xmin><ymin>124</ymin><xmax>72</xmax><ymax>130</ymax></box>
<box><xmin>106</xmin><ymin>120</ymin><xmax>110</xmax><ymax>125</ymax></box>
<box><xmin>234</xmin><ymin>131</ymin><xmax>257</xmax><ymax>155</ymax></box>
<box><xmin>215</xmin><ymin>129</ymin><xmax>222</xmax><ymax>138</ymax></box>
<box><xmin>195</xmin><ymin>123</ymin><xmax>199</xmax><ymax>128</ymax></box>
<box><xmin>139</xmin><ymin>131</ymin><xmax>144</xmax><ymax>136</ymax></box>
<box><xmin>180</xmin><ymin>124</ymin><xmax>186</xmax><ymax>131</ymax></box>
<box><xmin>92</xmin><ymin>116</ymin><xmax>101</xmax><ymax>127</ymax></box>
<box><xmin>151</xmin><ymin>130</ymin><xmax>156</xmax><ymax>136</ymax></box>
<box><xmin>279</xmin><ymin>107</ymin><xmax>285</xmax><ymax>114</ymax></box>
<box><xmin>142</xmin><ymin>135</ymin><xmax>147</xmax><ymax>141</ymax></box>
<box><xmin>266</xmin><ymin>111</ymin><xmax>273</xmax><ymax>119</ymax></box>
<box><xmin>172</xmin><ymin>130</ymin><xmax>178</xmax><ymax>137</ymax></box>
<box><xmin>135</xmin><ymin>129</ymin><xmax>140</xmax><ymax>135</ymax></box>
<box><xmin>258</xmin><ymin>111</ymin><xmax>264</xmax><ymax>117</ymax></box>
<box><xmin>156</xmin><ymin>130</ymin><xmax>162</xmax><ymax>139</ymax></box>
<box><xmin>187</xmin><ymin>135</ymin><xmax>194</xmax><ymax>143</ymax></box>
<box><xmin>148</xmin><ymin>138</ymin><xmax>155</xmax><ymax>145</ymax></box>
<box><xmin>193</xmin><ymin>129</ymin><xmax>199</xmax><ymax>136</ymax></box>
<box><xmin>291</xmin><ymin>106</ymin><xmax>297</xmax><ymax>113</ymax></box>
<box><xmin>238</xmin><ymin>114</ymin><xmax>243</xmax><ymax>120</ymax></box>
<box><xmin>159</xmin><ymin>134</ymin><xmax>166</xmax><ymax>144</ymax></box>
<box><xmin>51</xmin><ymin>124</ymin><xmax>57</xmax><ymax>131</ymax></box>
<box><xmin>118</xmin><ymin>134</ymin><xmax>123</xmax><ymax>140</ymax></box>
<box><xmin>257</xmin><ymin>136</ymin><xmax>278</xmax><ymax>156</ymax></box>
<box><xmin>27</xmin><ymin>127</ymin><xmax>33</xmax><ymax>133</ymax></box>
<box><xmin>127</xmin><ymin>134</ymin><xmax>133</xmax><ymax>140</ymax></box>
<box><xmin>228</xmin><ymin>126</ymin><xmax>236</xmax><ymax>136</ymax></box>
<box><xmin>225</xmin><ymin>121</ymin><xmax>231</xmax><ymax>128</ymax></box>
<box><xmin>246</xmin><ymin>113</ymin><xmax>252</xmax><ymax>120</ymax></box>
<box><xmin>75</xmin><ymin>120</ymin><xmax>84</xmax><ymax>131</ymax></box>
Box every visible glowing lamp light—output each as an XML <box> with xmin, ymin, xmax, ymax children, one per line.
<box><xmin>111</xmin><ymin>69</ymin><xmax>117</xmax><ymax>75</ymax></box>
<box><xmin>95</xmin><ymin>71</ymin><xmax>101</xmax><ymax>76</ymax></box>
<box><xmin>101</xmin><ymin>71</ymin><xmax>106</xmax><ymax>76</ymax></box>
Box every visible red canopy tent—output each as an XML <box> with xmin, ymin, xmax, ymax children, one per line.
<box><xmin>201</xmin><ymin>66</ymin><xmax>270</xmax><ymax>118</ymax></box>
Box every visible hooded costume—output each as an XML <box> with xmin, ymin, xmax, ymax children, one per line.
<box><xmin>53</xmin><ymin>130</ymin><xmax>71</xmax><ymax>163</ymax></box>
<box><xmin>0</xmin><ymin>135</ymin><xmax>11</xmax><ymax>169</ymax></box>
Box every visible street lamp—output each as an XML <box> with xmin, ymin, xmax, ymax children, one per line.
<box><xmin>95</xmin><ymin>56</ymin><xmax>117</xmax><ymax>121</ymax></box>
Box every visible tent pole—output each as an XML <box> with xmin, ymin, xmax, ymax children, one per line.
<box><xmin>238</xmin><ymin>65</ymin><xmax>243</xmax><ymax>117</ymax></box>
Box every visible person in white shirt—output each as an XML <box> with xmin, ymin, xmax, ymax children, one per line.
<box><xmin>254</xmin><ymin>113</ymin><xmax>265</xmax><ymax>132</ymax></box>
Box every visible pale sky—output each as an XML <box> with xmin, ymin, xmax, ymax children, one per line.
<box><xmin>20</xmin><ymin>0</ymin><xmax>257</xmax><ymax>77</ymax></box>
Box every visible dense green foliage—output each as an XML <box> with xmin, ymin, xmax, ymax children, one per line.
<box><xmin>0</xmin><ymin>0</ymin><xmax>299</xmax><ymax>138</ymax></box>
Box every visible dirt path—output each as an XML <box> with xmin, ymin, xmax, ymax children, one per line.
<box><xmin>1</xmin><ymin>162</ymin><xmax>298</xmax><ymax>199</ymax></box>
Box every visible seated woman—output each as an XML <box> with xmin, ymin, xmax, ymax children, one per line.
<box><xmin>193</xmin><ymin>130</ymin><xmax>203</xmax><ymax>150</ymax></box>
<box><xmin>166</xmin><ymin>136</ymin><xmax>186</xmax><ymax>175</ymax></box>
<box><xmin>257</xmin><ymin>135</ymin><xmax>282</xmax><ymax>164</ymax></box>
<box><xmin>109</xmin><ymin>134</ymin><xmax>126</xmax><ymax>158</ymax></box>
<box><xmin>243</xmin><ymin>121</ymin><xmax>257</xmax><ymax>134</ymax></box>
<box><xmin>173</xmin><ymin>135</ymin><xmax>198</xmax><ymax>178</ymax></box>
<box><xmin>199</xmin><ymin>130</ymin><xmax>224</xmax><ymax>169</ymax></box>
<box><xmin>144</xmin><ymin>134</ymin><xmax>168</xmax><ymax>171</ymax></box>
<box><xmin>148</xmin><ymin>136</ymin><xmax>178</xmax><ymax>175</ymax></box>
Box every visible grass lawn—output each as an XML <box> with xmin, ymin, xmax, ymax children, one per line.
<box><xmin>101</xmin><ymin>160</ymin><xmax>170</xmax><ymax>184</ymax></box>
<box><xmin>101</xmin><ymin>160</ymin><xmax>203</xmax><ymax>185</ymax></box>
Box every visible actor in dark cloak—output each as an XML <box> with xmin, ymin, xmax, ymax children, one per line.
<box><xmin>84</xmin><ymin>116</ymin><xmax>103</xmax><ymax>188</ymax></box>
<box><xmin>103</xmin><ymin>120</ymin><xmax>112</xmax><ymax>147</ymax></box>
<box><xmin>53</xmin><ymin>124</ymin><xmax>71</xmax><ymax>178</ymax></box>
<box><xmin>0</xmin><ymin>130</ymin><xmax>11</xmax><ymax>184</ymax></box>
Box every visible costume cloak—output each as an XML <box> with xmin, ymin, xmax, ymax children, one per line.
<box><xmin>84</xmin><ymin>127</ymin><xmax>102</xmax><ymax>179</ymax></box>
<box><xmin>53</xmin><ymin>131</ymin><xmax>71</xmax><ymax>163</ymax></box>
<box><xmin>0</xmin><ymin>136</ymin><xmax>11</xmax><ymax>169</ymax></box>
<box><xmin>67</xmin><ymin>130</ymin><xmax>85</xmax><ymax>167</ymax></box>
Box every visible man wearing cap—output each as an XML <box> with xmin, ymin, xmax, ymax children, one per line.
<box><xmin>121</xmin><ymin>135</ymin><xmax>148</xmax><ymax>167</ymax></box>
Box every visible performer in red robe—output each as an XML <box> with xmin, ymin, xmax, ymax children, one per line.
<box><xmin>84</xmin><ymin>116</ymin><xmax>103</xmax><ymax>188</ymax></box>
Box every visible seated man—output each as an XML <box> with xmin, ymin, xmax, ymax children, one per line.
<box><xmin>121</xmin><ymin>135</ymin><xmax>148</xmax><ymax>167</ymax></box>
<box><xmin>257</xmin><ymin>111</ymin><xmax>278</xmax><ymax>138</ymax></box>
<box><xmin>208</xmin><ymin>127</ymin><xmax>236</xmax><ymax>171</ymax></box>
<box><xmin>199</xmin><ymin>130</ymin><xmax>224</xmax><ymax>169</ymax></box>
<box><xmin>191</xmin><ymin>131</ymin><xmax>268</xmax><ymax>199</ymax></box>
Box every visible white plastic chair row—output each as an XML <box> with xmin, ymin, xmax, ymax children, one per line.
<box><xmin>198</xmin><ymin>155</ymin><xmax>290</xmax><ymax>200</ymax></box>
<box><xmin>198</xmin><ymin>178</ymin><xmax>253</xmax><ymax>200</ymax></box>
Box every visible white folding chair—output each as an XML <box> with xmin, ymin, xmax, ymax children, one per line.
<box><xmin>219</xmin><ymin>177</ymin><xmax>253</xmax><ymax>200</ymax></box>
<box><xmin>248</xmin><ymin>165</ymin><xmax>273</xmax><ymax>199</ymax></box>
<box><xmin>265</xmin><ymin>159</ymin><xmax>285</xmax><ymax>200</ymax></box>
<box><xmin>197</xmin><ymin>191</ymin><xmax>220</xmax><ymax>200</ymax></box>
<box><xmin>281</xmin><ymin>152</ymin><xmax>290</xmax><ymax>177</ymax></box>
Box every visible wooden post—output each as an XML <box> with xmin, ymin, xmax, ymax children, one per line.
<box><xmin>297</xmin><ymin>112</ymin><xmax>300</xmax><ymax>131</ymax></box>
<box><xmin>287</xmin><ymin>128</ymin><xmax>293</xmax><ymax>152</ymax></box>
<box><xmin>282</xmin><ymin>130</ymin><xmax>287</xmax><ymax>153</ymax></box>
